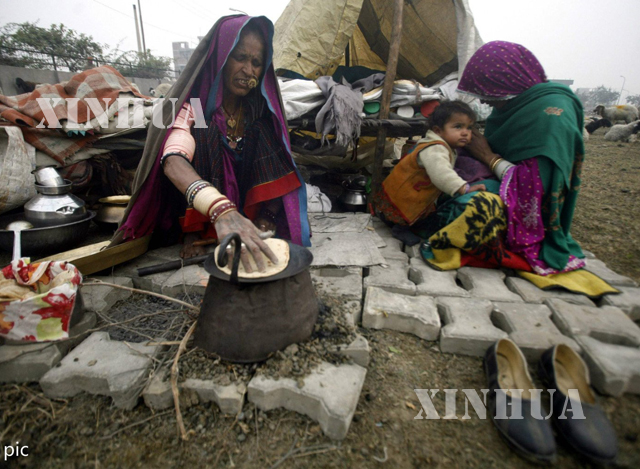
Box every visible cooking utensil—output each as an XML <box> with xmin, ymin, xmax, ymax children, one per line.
<box><xmin>339</xmin><ymin>176</ymin><xmax>368</xmax><ymax>212</ymax></box>
<box><xmin>194</xmin><ymin>233</ymin><xmax>318</xmax><ymax>363</ymax></box>
<box><xmin>95</xmin><ymin>195</ymin><xmax>130</xmax><ymax>227</ymax></box>
<box><xmin>0</xmin><ymin>212</ymin><xmax>96</xmax><ymax>257</ymax></box>
<box><xmin>137</xmin><ymin>254</ymin><xmax>210</xmax><ymax>277</ymax></box>
<box><xmin>32</xmin><ymin>166</ymin><xmax>65</xmax><ymax>187</ymax></box>
<box><xmin>6</xmin><ymin>221</ymin><xmax>33</xmax><ymax>261</ymax></box>
<box><xmin>24</xmin><ymin>180</ymin><xmax>87</xmax><ymax>227</ymax></box>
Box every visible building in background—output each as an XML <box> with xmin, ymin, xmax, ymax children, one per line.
<box><xmin>172</xmin><ymin>38</ymin><xmax>203</xmax><ymax>76</ymax></box>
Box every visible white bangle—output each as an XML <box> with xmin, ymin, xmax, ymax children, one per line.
<box><xmin>494</xmin><ymin>159</ymin><xmax>515</xmax><ymax>179</ymax></box>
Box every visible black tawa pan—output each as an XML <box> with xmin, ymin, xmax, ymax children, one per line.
<box><xmin>204</xmin><ymin>232</ymin><xmax>313</xmax><ymax>284</ymax></box>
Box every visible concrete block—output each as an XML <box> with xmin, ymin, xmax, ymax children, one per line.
<box><xmin>364</xmin><ymin>261</ymin><xmax>416</xmax><ymax>296</ymax></box>
<box><xmin>343</xmin><ymin>300</ymin><xmax>363</xmax><ymax>326</ymax></box>
<box><xmin>600</xmin><ymin>286</ymin><xmax>640</xmax><ymax>321</ymax></box>
<box><xmin>457</xmin><ymin>267</ymin><xmax>523</xmax><ymax>303</ymax></box>
<box><xmin>311</xmin><ymin>266</ymin><xmax>363</xmax><ymax>302</ymax></box>
<box><xmin>310</xmin><ymin>232</ymin><xmax>386</xmax><ymax>267</ymax></box>
<box><xmin>492</xmin><ymin>302</ymin><xmax>580</xmax><ymax>361</ymax></box>
<box><xmin>437</xmin><ymin>297</ymin><xmax>508</xmax><ymax>357</ymax></box>
<box><xmin>505</xmin><ymin>277</ymin><xmax>595</xmax><ymax>306</ymax></box>
<box><xmin>142</xmin><ymin>369</ymin><xmax>245</xmax><ymax>415</ymax></box>
<box><xmin>581</xmin><ymin>249</ymin><xmax>596</xmax><ymax>259</ymax></box>
<box><xmin>584</xmin><ymin>259</ymin><xmax>638</xmax><ymax>287</ymax></box>
<box><xmin>0</xmin><ymin>312</ymin><xmax>97</xmax><ymax>383</ymax></box>
<box><xmin>378</xmin><ymin>237</ymin><xmax>409</xmax><ymax>263</ymax></box>
<box><xmin>409</xmin><ymin>258</ymin><xmax>469</xmax><ymax>298</ymax></box>
<box><xmin>546</xmin><ymin>299</ymin><xmax>640</xmax><ymax>347</ymax></box>
<box><xmin>362</xmin><ymin>287</ymin><xmax>440</xmax><ymax>340</ymax></box>
<box><xmin>331</xmin><ymin>334</ymin><xmax>370</xmax><ymax>367</ymax></box>
<box><xmin>248</xmin><ymin>362</ymin><xmax>366</xmax><ymax>440</ymax></box>
<box><xmin>573</xmin><ymin>335</ymin><xmax>640</xmax><ymax>397</ymax></box>
<box><xmin>161</xmin><ymin>264</ymin><xmax>210</xmax><ymax>297</ymax></box>
<box><xmin>404</xmin><ymin>244</ymin><xmax>421</xmax><ymax>259</ymax></box>
<box><xmin>40</xmin><ymin>331</ymin><xmax>162</xmax><ymax>409</ymax></box>
<box><xmin>80</xmin><ymin>276</ymin><xmax>133</xmax><ymax>313</ymax></box>
<box><xmin>370</xmin><ymin>217</ymin><xmax>394</xmax><ymax>239</ymax></box>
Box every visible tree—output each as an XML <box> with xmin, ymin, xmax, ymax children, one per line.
<box><xmin>575</xmin><ymin>85</ymin><xmax>619</xmax><ymax>111</ymax></box>
<box><xmin>0</xmin><ymin>21</ymin><xmax>173</xmax><ymax>79</ymax></box>
<box><xmin>626</xmin><ymin>94</ymin><xmax>640</xmax><ymax>108</ymax></box>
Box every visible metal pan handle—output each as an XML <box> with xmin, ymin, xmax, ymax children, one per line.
<box><xmin>217</xmin><ymin>232</ymin><xmax>242</xmax><ymax>285</ymax></box>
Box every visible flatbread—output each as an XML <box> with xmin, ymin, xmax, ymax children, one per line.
<box><xmin>214</xmin><ymin>238</ymin><xmax>289</xmax><ymax>279</ymax></box>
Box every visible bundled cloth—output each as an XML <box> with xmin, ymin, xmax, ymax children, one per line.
<box><xmin>315</xmin><ymin>76</ymin><xmax>363</xmax><ymax>148</ymax></box>
<box><xmin>306</xmin><ymin>183</ymin><xmax>332</xmax><ymax>213</ymax></box>
<box><xmin>0</xmin><ymin>66</ymin><xmax>149</xmax><ymax>163</ymax></box>
<box><xmin>363</xmin><ymin>79</ymin><xmax>440</xmax><ymax>108</ymax></box>
<box><xmin>0</xmin><ymin>259</ymin><xmax>82</xmax><ymax>342</ymax></box>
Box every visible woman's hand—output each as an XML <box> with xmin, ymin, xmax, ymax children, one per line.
<box><xmin>466</xmin><ymin>128</ymin><xmax>499</xmax><ymax>167</ymax></box>
<box><xmin>180</xmin><ymin>232</ymin><xmax>207</xmax><ymax>259</ymax></box>
<box><xmin>214</xmin><ymin>210</ymin><xmax>279</xmax><ymax>272</ymax></box>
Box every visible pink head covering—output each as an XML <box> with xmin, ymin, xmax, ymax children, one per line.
<box><xmin>457</xmin><ymin>41</ymin><xmax>547</xmax><ymax>100</ymax></box>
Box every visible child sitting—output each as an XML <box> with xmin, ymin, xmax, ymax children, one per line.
<box><xmin>374</xmin><ymin>100</ymin><xmax>486</xmax><ymax>227</ymax></box>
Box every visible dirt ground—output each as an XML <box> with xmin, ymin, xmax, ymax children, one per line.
<box><xmin>1</xmin><ymin>130</ymin><xmax>639</xmax><ymax>469</ymax></box>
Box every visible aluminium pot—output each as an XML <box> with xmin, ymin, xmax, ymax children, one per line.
<box><xmin>193</xmin><ymin>233</ymin><xmax>318</xmax><ymax>363</ymax></box>
<box><xmin>24</xmin><ymin>181</ymin><xmax>87</xmax><ymax>227</ymax></box>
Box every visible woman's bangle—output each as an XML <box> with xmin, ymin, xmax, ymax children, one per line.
<box><xmin>206</xmin><ymin>197</ymin><xmax>228</xmax><ymax>217</ymax></box>
<box><xmin>160</xmin><ymin>151</ymin><xmax>191</xmax><ymax>167</ymax></box>
<box><xmin>490</xmin><ymin>157</ymin><xmax>504</xmax><ymax>172</ymax></box>
<box><xmin>210</xmin><ymin>201</ymin><xmax>237</xmax><ymax>224</ymax></box>
<box><xmin>186</xmin><ymin>181</ymin><xmax>212</xmax><ymax>206</ymax></box>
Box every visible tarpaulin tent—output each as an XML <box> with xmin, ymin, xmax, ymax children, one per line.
<box><xmin>273</xmin><ymin>0</ymin><xmax>483</xmax><ymax>86</ymax></box>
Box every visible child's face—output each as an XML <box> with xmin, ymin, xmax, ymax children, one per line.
<box><xmin>433</xmin><ymin>113</ymin><xmax>474</xmax><ymax>148</ymax></box>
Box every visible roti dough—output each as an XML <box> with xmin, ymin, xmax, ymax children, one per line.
<box><xmin>214</xmin><ymin>238</ymin><xmax>290</xmax><ymax>279</ymax></box>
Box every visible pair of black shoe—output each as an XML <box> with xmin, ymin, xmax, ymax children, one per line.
<box><xmin>484</xmin><ymin>339</ymin><xmax>618</xmax><ymax>465</ymax></box>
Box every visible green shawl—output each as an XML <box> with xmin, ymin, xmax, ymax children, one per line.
<box><xmin>485</xmin><ymin>82</ymin><xmax>586</xmax><ymax>270</ymax></box>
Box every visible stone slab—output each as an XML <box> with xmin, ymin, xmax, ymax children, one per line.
<box><xmin>546</xmin><ymin>299</ymin><xmax>640</xmax><ymax>347</ymax></box>
<box><xmin>506</xmin><ymin>277</ymin><xmax>595</xmax><ymax>306</ymax></box>
<box><xmin>309</xmin><ymin>232</ymin><xmax>385</xmax><ymax>267</ymax></box>
<box><xmin>573</xmin><ymin>335</ymin><xmax>640</xmax><ymax>397</ymax></box>
<box><xmin>600</xmin><ymin>286</ymin><xmax>640</xmax><ymax>321</ymax></box>
<box><xmin>161</xmin><ymin>264</ymin><xmax>210</xmax><ymax>297</ymax></box>
<box><xmin>584</xmin><ymin>259</ymin><xmax>638</xmax><ymax>287</ymax></box>
<box><xmin>409</xmin><ymin>258</ymin><xmax>469</xmax><ymax>298</ymax></box>
<box><xmin>364</xmin><ymin>261</ymin><xmax>416</xmax><ymax>296</ymax></box>
<box><xmin>362</xmin><ymin>287</ymin><xmax>440</xmax><ymax>340</ymax></box>
<box><xmin>80</xmin><ymin>276</ymin><xmax>133</xmax><ymax>313</ymax></box>
<box><xmin>143</xmin><ymin>369</ymin><xmax>245</xmax><ymax>414</ymax></box>
<box><xmin>0</xmin><ymin>312</ymin><xmax>97</xmax><ymax>383</ymax></box>
<box><xmin>457</xmin><ymin>267</ymin><xmax>523</xmax><ymax>303</ymax></box>
<box><xmin>247</xmin><ymin>362</ymin><xmax>366</xmax><ymax>440</ymax></box>
<box><xmin>40</xmin><ymin>331</ymin><xmax>162</xmax><ymax>409</ymax></box>
<box><xmin>492</xmin><ymin>302</ymin><xmax>580</xmax><ymax>361</ymax></box>
<box><xmin>311</xmin><ymin>267</ymin><xmax>363</xmax><ymax>302</ymax></box>
<box><xmin>437</xmin><ymin>297</ymin><xmax>508</xmax><ymax>357</ymax></box>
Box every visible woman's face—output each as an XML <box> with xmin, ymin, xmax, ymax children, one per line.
<box><xmin>223</xmin><ymin>31</ymin><xmax>265</xmax><ymax>98</ymax></box>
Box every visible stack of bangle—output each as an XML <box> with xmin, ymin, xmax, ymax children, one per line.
<box><xmin>210</xmin><ymin>201</ymin><xmax>237</xmax><ymax>224</ymax></box>
<box><xmin>489</xmin><ymin>157</ymin><xmax>504</xmax><ymax>172</ymax></box>
<box><xmin>185</xmin><ymin>180</ymin><xmax>213</xmax><ymax>206</ymax></box>
<box><xmin>160</xmin><ymin>151</ymin><xmax>191</xmax><ymax>167</ymax></box>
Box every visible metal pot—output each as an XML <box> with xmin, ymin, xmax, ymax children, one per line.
<box><xmin>95</xmin><ymin>195</ymin><xmax>130</xmax><ymax>228</ymax></box>
<box><xmin>194</xmin><ymin>233</ymin><xmax>318</xmax><ymax>363</ymax></box>
<box><xmin>0</xmin><ymin>211</ymin><xmax>96</xmax><ymax>257</ymax></box>
<box><xmin>339</xmin><ymin>176</ymin><xmax>368</xmax><ymax>212</ymax></box>
<box><xmin>32</xmin><ymin>166</ymin><xmax>65</xmax><ymax>187</ymax></box>
<box><xmin>24</xmin><ymin>180</ymin><xmax>87</xmax><ymax>227</ymax></box>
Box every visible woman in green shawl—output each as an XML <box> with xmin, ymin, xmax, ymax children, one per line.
<box><xmin>423</xmin><ymin>41</ymin><xmax>615</xmax><ymax>296</ymax></box>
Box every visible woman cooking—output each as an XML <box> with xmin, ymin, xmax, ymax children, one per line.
<box><xmin>112</xmin><ymin>15</ymin><xmax>310</xmax><ymax>272</ymax></box>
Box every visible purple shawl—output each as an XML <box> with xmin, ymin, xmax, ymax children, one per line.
<box><xmin>457</xmin><ymin>41</ymin><xmax>547</xmax><ymax>100</ymax></box>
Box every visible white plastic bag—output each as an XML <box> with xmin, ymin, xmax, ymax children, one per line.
<box><xmin>306</xmin><ymin>183</ymin><xmax>332</xmax><ymax>213</ymax></box>
<box><xmin>0</xmin><ymin>126</ymin><xmax>36</xmax><ymax>215</ymax></box>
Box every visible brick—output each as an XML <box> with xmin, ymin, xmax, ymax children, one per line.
<box><xmin>364</xmin><ymin>261</ymin><xmax>416</xmax><ymax>296</ymax></box>
<box><xmin>331</xmin><ymin>334</ymin><xmax>370</xmax><ymax>367</ymax></box>
<box><xmin>492</xmin><ymin>302</ymin><xmax>580</xmax><ymax>361</ymax></box>
<box><xmin>584</xmin><ymin>259</ymin><xmax>638</xmax><ymax>287</ymax></box>
<box><xmin>409</xmin><ymin>258</ymin><xmax>469</xmax><ymax>298</ymax></box>
<box><xmin>546</xmin><ymin>299</ymin><xmax>640</xmax><ymax>347</ymax></box>
<box><xmin>311</xmin><ymin>267</ymin><xmax>363</xmax><ymax>302</ymax></box>
<box><xmin>362</xmin><ymin>287</ymin><xmax>440</xmax><ymax>340</ymax></box>
<box><xmin>161</xmin><ymin>264</ymin><xmax>210</xmax><ymax>297</ymax></box>
<box><xmin>80</xmin><ymin>276</ymin><xmax>133</xmax><ymax>313</ymax></box>
<box><xmin>457</xmin><ymin>267</ymin><xmax>523</xmax><ymax>303</ymax></box>
<box><xmin>600</xmin><ymin>286</ymin><xmax>640</xmax><ymax>321</ymax></box>
<box><xmin>437</xmin><ymin>297</ymin><xmax>508</xmax><ymax>356</ymax></box>
<box><xmin>506</xmin><ymin>277</ymin><xmax>595</xmax><ymax>306</ymax></box>
<box><xmin>248</xmin><ymin>362</ymin><xmax>366</xmax><ymax>440</ymax></box>
<box><xmin>40</xmin><ymin>332</ymin><xmax>162</xmax><ymax>409</ymax></box>
<box><xmin>573</xmin><ymin>335</ymin><xmax>640</xmax><ymax>397</ymax></box>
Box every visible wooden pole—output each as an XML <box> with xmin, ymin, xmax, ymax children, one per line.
<box><xmin>371</xmin><ymin>0</ymin><xmax>404</xmax><ymax>209</ymax></box>
<box><xmin>137</xmin><ymin>0</ymin><xmax>148</xmax><ymax>59</ymax></box>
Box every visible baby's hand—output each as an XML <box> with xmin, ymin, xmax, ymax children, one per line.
<box><xmin>468</xmin><ymin>183</ymin><xmax>486</xmax><ymax>193</ymax></box>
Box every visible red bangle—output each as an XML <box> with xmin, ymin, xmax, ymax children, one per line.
<box><xmin>206</xmin><ymin>197</ymin><xmax>228</xmax><ymax>217</ymax></box>
<box><xmin>210</xmin><ymin>202</ymin><xmax>237</xmax><ymax>223</ymax></box>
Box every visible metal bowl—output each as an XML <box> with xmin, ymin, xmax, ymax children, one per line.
<box><xmin>0</xmin><ymin>211</ymin><xmax>96</xmax><ymax>257</ymax></box>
